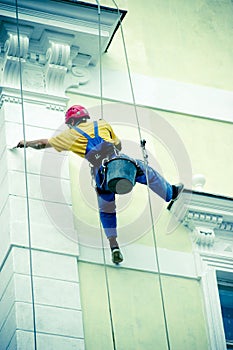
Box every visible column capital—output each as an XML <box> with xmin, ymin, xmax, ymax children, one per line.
<box><xmin>0</xmin><ymin>0</ymin><xmax>126</xmax><ymax>96</ymax></box>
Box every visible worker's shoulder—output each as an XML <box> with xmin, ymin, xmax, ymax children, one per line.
<box><xmin>81</xmin><ymin>119</ymin><xmax>111</xmax><ymax>130</ymax></box>
<box><xmin>97</xmin><ymin>119</ymin><xmax>112</xmax><ymax>127</ymax></box>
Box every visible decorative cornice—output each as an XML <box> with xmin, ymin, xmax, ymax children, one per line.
<box><xmin>168</xmin><ymin>190</ymin><xmax>233</xmax><ymax>250</ymax></box>
<box><xmin>0</xmin><ymin>0</ymin><xmax>126</xmax><ymax>96</ymax></box>
<box><xmin>0</xmin><ymin>86</ymin><xmax>68</xmax><ymax>111</ymax></box>
<box><xmin>0</xmin><ymin>93</ymin><xmax>21</xmax><ymax>108</ymax></box>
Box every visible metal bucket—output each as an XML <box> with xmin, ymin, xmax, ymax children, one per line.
<box><xmin>106</xmin><ymin>157</ymin><xmax>137</xmax><ymax>194</ymax></box>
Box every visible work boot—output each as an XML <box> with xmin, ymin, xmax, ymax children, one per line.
<box><xmin>172</xmin><ymin>183</ymin><xmax>184</xmax><ymax>201</ymax></box>
<box><xmin>112</xmin><ymin>248</ymin><xmax>124</xmax><ymax>264</ymax></box>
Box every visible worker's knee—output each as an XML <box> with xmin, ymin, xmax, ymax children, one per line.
<box><xmin>99</xmin><ymin>201</ymin><xmax>116</xmax><ymax>213</ymax></box>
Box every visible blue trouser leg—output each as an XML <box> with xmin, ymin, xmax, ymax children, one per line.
<box><xmin>97</xmin><ymin>190</ymin><xmax>117</xmax><ymax>238</ymax></box>
<box><xmin>135</xmin><ymin>160</ymin><xmax>173</xmax><ymax>202</ymax></box>
<box><xmin>95</xmin><ymin>159</ymin><xmax>173</xmax><ymax>239</ymax></box>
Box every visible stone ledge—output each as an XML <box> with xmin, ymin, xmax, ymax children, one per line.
<box><xmin>168</xmin><ymin>189</ymin><xmax>233</xmax><ymax>249</ymax></box>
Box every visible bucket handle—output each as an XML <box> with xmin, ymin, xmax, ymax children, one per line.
<box><xmin>101</xmin><ymin>146</ymin><xmax>120</xmax><ymax>168</ymax></box>
<box><xmin>103</xmin><ymin>156</ymin><xmax>138</xmax><ymax>168</ymax></box>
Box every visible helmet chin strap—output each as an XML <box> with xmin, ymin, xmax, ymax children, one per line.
<box><xmin>74</xmin><ymin>117</ymin><xmax>88</xmax><ymax>126</ymax></box>
<box><xmin>67</xmin><ymin>117</ymin><xmax>88</xmax><ymax>128</ymax></box>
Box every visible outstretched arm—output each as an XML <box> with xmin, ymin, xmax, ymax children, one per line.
<box><xmin>17</xmin><ymin>139</ymin><xmax>52</xmax><ymax>150</ymax></box>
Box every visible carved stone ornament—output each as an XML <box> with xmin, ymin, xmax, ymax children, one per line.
<box><xmin>0</xmin><ymin>0</ymin><xmax>126</xmax><ymax>96</ymax></box>
<box><xmin>192</xmin><ymin>227</ymin><xmax>215</xmax><ymax>247</ymax></box>
<box><xmin>168</xmin><ymin>189</ymin><xmax>233</xmax><ymax>252</ymax></box>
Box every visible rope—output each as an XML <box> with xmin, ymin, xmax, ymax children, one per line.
<box><xmin>110</xmin><ymin>1</ymin><xmax>171</xmax><ymax>349</ymax></box>
<box><xmin>95</xmin><ymin>2</ymin><xmax>117</xmax><ymax>349</ymax></box>
<box><xmin>96</xmin><ymin>0</ymin><xmax>104</xmax><ymax>119</ymax></box>
<box><xmin>98</xmin><ymin>221</ymin><xmax>117</xmax><ymax>350</ymax></box>
<box><xmin>15</xmin><ymin>1</ymin><xmax>37</xmax><ymax>349</ymax></box>
<box><xmin>110</xmin><ymin>1</ymin><xmax>143</xmax><ymax>143</ymax></box>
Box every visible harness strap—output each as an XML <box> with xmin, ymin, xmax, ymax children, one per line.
<box><xmin>72</xmin><ymin>120</ymin><xmax>114</xmax><ymax>167</ymax></box>
<box><xmin>94</xmin><ymin>120</ymin><xmax>99</xmax><ymax>137</ymax></box>
<box><xmin>71</xmin><ymin>121</ymin><xmax>99</xmax><ymax>140</ymax></box>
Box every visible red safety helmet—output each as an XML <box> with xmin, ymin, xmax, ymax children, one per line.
<box><xmin>65</xmin><ymin>105</ymin><xmax>90</xmax><ymax>124</ymax></box>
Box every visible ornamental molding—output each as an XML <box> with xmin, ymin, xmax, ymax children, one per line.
<box><xmin>0</xmin><ymin>0</ymin><xmax>126</xmax><ymax>96</ymax></box>
<box><xmin>0</xmin><ymin>93</ymin><xmax>21</xmax><ymax>108</ymax></box>
<box><xmin>0</xmin><ymin>86</ymin><xmax>68</xmax><ymax>111</ymax></box>
<box><xmin>168</xmin><ymin>190</ymin><xmax>233</xmax><ymax>254</ymax></box>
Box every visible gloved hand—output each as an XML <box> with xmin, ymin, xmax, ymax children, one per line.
<box><xmin>17</xmin><ymin>141</ymin><xmax>27</xmax><ymax>148</ymax></box>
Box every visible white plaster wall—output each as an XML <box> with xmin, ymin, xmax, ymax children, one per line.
<box><xmin>0</xmin><ymin>247</ymin><xmax>85</xmax><ymax>350</ymax></box>
<box><xmin>0</xmin><ymin>91</ymin><xmax>85</xmax><ymax>349</ymax></box>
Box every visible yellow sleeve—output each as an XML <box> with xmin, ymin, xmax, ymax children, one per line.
<box><xmin>48</xmin><ymin>130</ymin><xmax>74</xmax><ymax>152</ymax></box>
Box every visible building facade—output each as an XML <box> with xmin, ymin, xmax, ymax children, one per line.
<box><xmin>0</xmin><ymin>0</ymin><xmax>232</xmax><ymax>349</ymax></box>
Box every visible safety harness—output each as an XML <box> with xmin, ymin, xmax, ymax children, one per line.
<box><xmin>72</xmin><ymin>120</ymin><xmax>140</xmax><ymax>194</ymax></box>
<box><xmin>72</xmin><ymin>120</ymin><xmax>117</xmax><ymax>168</ymax></box>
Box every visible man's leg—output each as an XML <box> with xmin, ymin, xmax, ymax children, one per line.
<box><xmin>135</xmin><ymin>160</ymin><xmax>183</xmax><ymax>202</ymax></box>
<box><xmin>96</xmin><ymin>189</ymin><xmax>123</xmax><ymax>263</ymax></box>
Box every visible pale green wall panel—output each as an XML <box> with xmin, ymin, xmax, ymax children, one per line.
<box><xmin>78</xmin><ymin>262</ymin><xmax>168</xmax><ymax>350</ymax></box>
<box><xmin>162</xmin><ymin>276</ymin><xmax>209</xmax><ymax>350</ymax></box>
<box><xmin>77</xmin><ymin>263</ymin><xmax>117</xmax><ymax>350</ymax></box>
<box><xmin>137</xmin><ymin>210</ymin><xmax>192</xmax><ymax>253</ymax></box>
<box><xmin>107</xmin><ymin>268</ymin><xmax>168</xmax><ymax>350</ymax></box>
<box><xmin>99</xmin><ymin>0</ymin><xmax>233</xmax><ymax>90</ymax></box>
<box><xmin>78</xmin><ymin>262</ymin><xmax>209</xmax><ymax>350</ymax></box>
<box><xmin>160</xmin><ymin>111</ymin><xmax>233</xmax><ymax>197</ymax></box>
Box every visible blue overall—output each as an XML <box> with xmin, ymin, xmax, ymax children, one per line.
<box><xmin>72</xmin><ymin>122</ymin><xmax>173</xmax><ymax>239</ymax></box>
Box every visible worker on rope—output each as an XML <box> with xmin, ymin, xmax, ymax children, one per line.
<box><xmin>17</xmin><ymin>105</ymin><xmax>184</xmax><ymax>264</ymax></box>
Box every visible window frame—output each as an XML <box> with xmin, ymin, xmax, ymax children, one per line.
<box><xmin>199</xmin><ymin>254</ymin><xmax>233</xmax><ymax>350</ymax></box>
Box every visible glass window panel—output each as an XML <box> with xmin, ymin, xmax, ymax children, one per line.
<box><xmin>218</xmin><ymin>283</ymin><xmax>233</xmax><ymax>348</ymax></box>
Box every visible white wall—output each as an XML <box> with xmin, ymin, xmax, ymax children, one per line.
<box><xmin>0</xmin><ymin>89</ymin><xmax>85</xmax><ymax>349</ymax></box>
